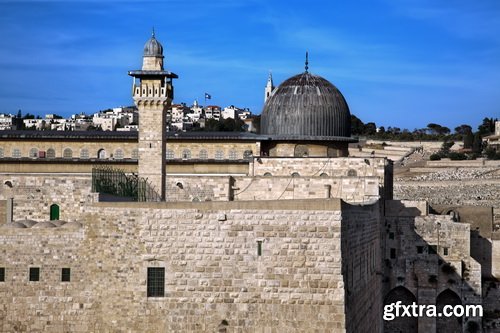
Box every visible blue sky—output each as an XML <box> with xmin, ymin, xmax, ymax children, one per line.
<box><xmin>0</xmin><ymin>0</ymin><xmax>499</xmax><ymax>131</ymax></box>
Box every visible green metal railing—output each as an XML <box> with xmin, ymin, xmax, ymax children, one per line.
<box><xmin>91</xmin><ymin>166</ymin><xmax>161</xmax><ymax>202</ymax></box>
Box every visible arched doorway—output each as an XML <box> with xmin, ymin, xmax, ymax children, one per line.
<box><xmin>384</xmin><ymin>286</ymin><xmax>418</xmax><ymax>333</ymax></box>
<box><xmin>436</xmin><ymin>289</ymin><xmax>462</xmax><ymax>333</ymax></box>
<box><xmin>50</xmin><ymin>204</ymin><xmax>60</xmax><ymax>220</ymax></box>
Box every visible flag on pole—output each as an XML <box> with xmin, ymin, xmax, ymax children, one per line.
<box><xmin>205</xmin><ymin>93</ymin><xmax>211</xmax><ymax>100</ymax></box>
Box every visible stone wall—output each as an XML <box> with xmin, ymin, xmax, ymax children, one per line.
<box><xmin>0</xmin><ymin>160</ymin><xmax>138</xmax><ymax>174</ymax></box>
<box><xmin>165</xmin><ymin>175</ymin><xmax>381</xmax><ymax>204</ymax></box>
<box><xmin>251</xmin><ymin>157</ymin><xmax>387</xmax><ymax>179</ymax></box>
<box><xmin>0</xmin><ymin>174</ymin><xmax>93</xmax><ymax>221</ymax></box>
<box><xmin>0</xmin><ymin>139</ymin><xmax>137</xmax><ymax>160</ymax></box>
<box><xmin>341</xmin><ymin>201</ymin><xmax>383</xmax><ymax>333</ymax></box>
<box><xmin>0</xmin><ymin>199</ymin><xmax>6</xmax><ymax>224</ymax></box>
<box><xmin>0</xmin><ymin>137</ymin><xmax>257</xmax><ymax>162</ymax></box>
<box><xmin>0</xmin><ymin>157</ymin><xmax>389</xmax><ymax>223</ymax></box>
<box><xmin>0</xmin><ymin>199</ymin><xmax>381</xmax><ymax>332</ymax></box>
<box><xmin>162</xmin><ymin>157</ymin><xmax>388</xmax><ymax>203</ymax></box>
<box><xmin>385</xmin><ymin>200</ymin><xmax>428</xmax><ymax>217</ymax></box>
<box><xmin>165</xmin><ymin>140</ymin><xmax>258</xmax><ymax>160</ymax></box>
<box><xmin>383</xmin><ymin>212</ymin><xmax>482</xmax><ymax>332</ymax></box>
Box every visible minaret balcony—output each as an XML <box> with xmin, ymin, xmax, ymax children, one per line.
<box><xmin>132</xmin><ymin>85</ymin><xmax>170</xmax><ymax>98</ymax></box>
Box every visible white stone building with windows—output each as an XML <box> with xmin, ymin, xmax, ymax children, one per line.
<box><xmin>0</xmin><ymin>114</ymin><xmax>17</xmax><ymax>130</ymax></box>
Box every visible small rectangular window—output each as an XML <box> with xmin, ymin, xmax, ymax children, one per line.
<box><xmin>417</xmin><ymin>246</ymin><xmax>423</xmax><ymax>254</ymax></box>
<box><xmin>429</xmin><ymin>245</ymin><xmax>437</xmax><ymax>255</ymax></box>
<box><xmin>257</xmin><ymin>241</ymin><xmax>263</xmax><ymax>256</ymax></box>
<box><xmin>61</xmin><ymin>268</ymin><xmax>71</xmax><ymax>282</ymax></box>
<box><xmin>389</xmin><ymin>232</ymin><xmax>395</xmax><ymax>240</ymax></box>
<box><xmin>443</xmin><ymin>247</ymin><xmax>449</xmax><ymax>256</ymax></box>
<box><xmin>390</xmin><ymin>248</ymin><xmax>396</xmax><ymax>259</ymax></box>
<box><xmin>147</xmin><ymin>267</ymin><xmax>165</xmax><ymax>297</ymax></box>
<box><xmin>29</xmin><ymin>267</ymin><xmax>40</xmax><ymax>282</ymax></box>
<box><xmin>0</xmin><ymin>267</ymin><xmax>5</xmax><ymax>282</ymax></box>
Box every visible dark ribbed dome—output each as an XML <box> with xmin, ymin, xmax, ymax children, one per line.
<box><xmin>261</xmin><ymin>72</ymin><xmax>351</xmax><ymax>137</ymax></box>
<box><xmin>143</xmin><ymin>33</ymin><xmax>163</xmax><ymax>57</ymax></box>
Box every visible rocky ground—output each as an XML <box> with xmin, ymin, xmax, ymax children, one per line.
<box><xmin>393</xmin><ymin>151</ymin><xmax>500</xmax><ymax>212</ymax></box>
<box><xmin>396</xmin><ymin>167</ymin><xmax>500</xmax><ymax>182</ymax></box>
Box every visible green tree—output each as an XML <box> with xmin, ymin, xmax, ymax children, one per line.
<box><xmin>463</xmin><ymin>130</ymin><xmax>474</xmax><ymax>149</ymax></box>
<box><xmin>364</xmin><ymin>122</ymin><xmax>377</xmax><ymax>135</ymax></box>
<box><xmin>350</xmin><ymin>115</ymin><xmax>365</xmax><ymax>135</ymax></box>
<box><xmin>251</xmin><ymin>115</ymin><xmax>261</xmax><ymax>133</ymax></box>
<box><xmin>427</xmin><ymin>123</ymin><xmax>450</xmax><ymax>136</ymax></box>
<box><xmin>439</xmin><ymin>140</ymin><xmax>454</xmax><ymax>157</ymax></box>
<box><xmin>472</xmin><ymin>133</ymin><xmax>483</xmax><ymax>154</ymax></box>
<box><xmin>204</xmin><ymin>118</ymin><xmax>222</xmax><ymax>131</ymax></box>
<box><xmin>478</xmin><ymin>117</ymin><xmax>496</xmax><ymax>135</ymax></box>
<box><xmin>454</xmin><ymin>124</ymin><xmax>472</xmax><ymax>135</ymax></box>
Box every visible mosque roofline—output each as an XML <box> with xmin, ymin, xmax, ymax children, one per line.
<box><xmin>265</xmin><ymin>135</ymin><xmax>357</xmax><ymax>142</ymax></box>
<box><xmin>0</xmin><ymin>130</ymin><xmax>357</xmax><ymax>142</ymax></box>
<box><xmin>128</xmin><ymin>70</ymin><xmax>178</xmax><ymax>78</ymax></box>
<box><xmin>165</xmin><ymin>131</ymin><xmax>269</xmax><ymax>140</ymax></box>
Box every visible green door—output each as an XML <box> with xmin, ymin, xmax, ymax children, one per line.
<box><xmin>50</xmin><ymin>204</ymin><xmax>60</xmax><ymax>220</ymax></box>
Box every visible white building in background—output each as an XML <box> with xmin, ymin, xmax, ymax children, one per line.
<box><xmin>168</xmin><ymin>104</ymin><xmax>190</xmax><ymax>131</ymax></box>
<box><xmin>221</xmin><ymin>105</ymin><xmax>251</xmax><ymax>121</ymax></box>
<box><xmin>117</xmin><ymin>125</ymin><xmax>139</xmax><ymax>132</ymax></box>
<box><xmin>22</xmin><ymin>115</ymin><xmax>68</xmax><ymax>130</ymax></box>
<box><xmin>204</xmin><ymin>106</ymin><xmax>221</xmax><ymax>121</ymax></box>
<box><xmin>188</xmin><ymin>100</ymin><xmax>203</xmax><ymax>122</ymax></box>
<box><xmin>0</xmin><ymin>114</ymin><xmax>17</xmax><ymax>130</ymax></box>
<box><xmin>92</xmin><ymin>107</ymin><xmax>137</xmax><ymax>131</ymax></box>
<box><xmin>69</xmin><ymin>113</ymin><xmax>93</xmax><ymax>131</ymax></box>
<box><xmin>92</xmin><ymin>111</ymin><xmax>117</xmax><ymax>131</ymax></box>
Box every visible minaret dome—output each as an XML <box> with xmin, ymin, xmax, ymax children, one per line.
<box><xmin>143</xmin><ymin>30</ymin><xmax>164</xmax><ymax>57</ymax></box>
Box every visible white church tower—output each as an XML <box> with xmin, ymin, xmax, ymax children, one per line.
<box><xmin>264</xmin><ymin>71</ymin><xmax>275</xmax><ymax>103</ymax></box>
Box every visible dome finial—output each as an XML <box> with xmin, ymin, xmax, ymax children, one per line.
<box><xmin>305</xmin><ymin>51</ymin><xmax>309</xmax><ymax>73</ymax></box>
<box><xmin>152</xmin><ymin>27</ymin><xmax>155</xmax><ymax>38</ymax></box>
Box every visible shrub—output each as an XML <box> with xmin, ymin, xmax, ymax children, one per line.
<box><xmin>448</xmin><ymin>152</ymin><xmax>467</xmax><ymax>160</ymax></box>
<box><xmin>429</xmin><ymin>153</ymin><xmax>441</xmax><ymax>161</ymax></box>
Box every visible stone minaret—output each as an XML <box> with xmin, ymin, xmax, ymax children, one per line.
<box><xmin>128</xmin><ymin>31</ymin><xmax>178</xmax><ymax>201</ymax></box>
<box><xmin>264</xmin><ymin>71</ymin><xmax>274</xmax><ymax>103</ymax></box>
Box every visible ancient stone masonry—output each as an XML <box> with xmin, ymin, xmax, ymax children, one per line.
<box><xmin>0</xmin><ymin>198</ymin><xmax>380</xmax><ymax>332</ymax></box>
<box><xmin>165</xmin><ymin>157</ymin><xmax>389</xmax><ymax>204</ymax></box>
<box><xmin>0</xmin><ymin>174</ymin><xmax>94</xmax><ymax>221</ymax></box>
<box><xmin>383</xmin><ymin>201</ymin><xmax>482</xmax><ymax>332</ymax></box>
<box><xmin>341</xmin><ymin>201</ymin><xmax>383</xmax><ymax>333</ymax></box>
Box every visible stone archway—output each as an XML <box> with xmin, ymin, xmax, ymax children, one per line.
<box><xmin>384</xmin><ymin>286</ymin><xmax>418</xmax><ymax>333</ymax></box>
<box><xmin>436</xmin><ymin>289</ymin><xmax>462</xmax><ymax>333</ymax></box>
